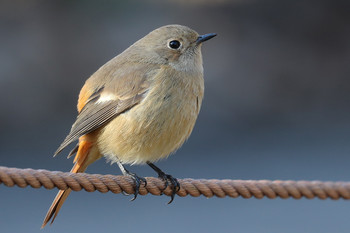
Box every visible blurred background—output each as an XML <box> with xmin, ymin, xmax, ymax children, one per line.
<box><xmin>1</xmin><ymin>0</ymin><xmax>350</xmax><ymax>232</ymax></box>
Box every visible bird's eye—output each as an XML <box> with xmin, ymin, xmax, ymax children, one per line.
<box><xmin>168</xmin><ymin>40</ymin><xmax>181</xmax><ymax>49</ymax></box>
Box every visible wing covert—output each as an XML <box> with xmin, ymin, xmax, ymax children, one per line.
<box><xmin>53</xmin><ymin>61</ymin><xmax>159</xmax><ymax>157</ymax></box>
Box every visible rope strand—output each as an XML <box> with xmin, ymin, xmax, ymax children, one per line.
<box><xmin>1</xmin><ymin>166</ymin><xmax>350</xmax><ymax>200</ymax></box>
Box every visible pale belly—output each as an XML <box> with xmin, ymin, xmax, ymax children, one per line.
<box><xmin>96</xmin><ymin>92</ymin><xmax>201</xmax><ymax>165</ymax></box>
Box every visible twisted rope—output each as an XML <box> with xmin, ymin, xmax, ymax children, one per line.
<box><xmin>1</xmin><ymin>166</ymin><xmax>350</xmax><ymax>200</ymax></box>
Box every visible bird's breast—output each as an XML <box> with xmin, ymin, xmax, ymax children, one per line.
<box><xmin>98</xmin><ymin>68</ymin><xmax>204</xmax><ymax>164</ymax></box>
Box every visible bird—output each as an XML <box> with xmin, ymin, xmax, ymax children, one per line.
<box><xmin>42</xmin><ymin>24</ymin><xmax>216</xmax><ymax>228</ymax></box>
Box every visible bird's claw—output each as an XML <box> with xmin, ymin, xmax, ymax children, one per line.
<box><xmin>158</xmin><ymin>172</ymin><xmax>180</xmax><ymax>204</ymax></box>
<box><xmin>124</xmin><ymin>170</ymin><xmax>147</xmax><ymax>201</ymax></box>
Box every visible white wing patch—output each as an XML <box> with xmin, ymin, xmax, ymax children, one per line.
<box><xmin>96</xmin><ymin>93</ymin><xmax>118</xmax><ymax>104</ymax></box>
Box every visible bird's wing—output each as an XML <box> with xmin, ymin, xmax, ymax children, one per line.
<box><xmin>54</xmin><ymin>62</ymin><xmax>159</xmax><ymax>157</ymax></box>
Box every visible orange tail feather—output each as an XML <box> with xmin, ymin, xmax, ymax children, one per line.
<box><xmin>41</xmin><ymin>140</ymin><xmax>94</xmax><ymax>228</ymax></box>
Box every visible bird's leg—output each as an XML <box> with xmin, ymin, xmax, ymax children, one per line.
<box><xmin>116</xmin><ymin>161</ymin><xmax>147</xmax><ymax>201</ymax></box>
<box><xmin>147</xmin><ymin>161</ymin><xmax>180</xmax><ymax>204</ymax></box>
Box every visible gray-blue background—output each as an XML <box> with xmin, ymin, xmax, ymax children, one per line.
<box><xmin>1</xmin><ymin>0</ymin><xmax>350</xmax><ymax>232</ymax></box>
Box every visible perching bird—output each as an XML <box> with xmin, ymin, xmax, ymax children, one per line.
<box><xmin>42</xmin><ymin>24</ymin><xmax>216</xmax><ymax>228</ymax></box>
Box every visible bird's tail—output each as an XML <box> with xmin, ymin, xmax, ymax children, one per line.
<box><xmin>41</xmin><ymin>140</ymin><xmax>95</xmax><ymax>228</ymax></box>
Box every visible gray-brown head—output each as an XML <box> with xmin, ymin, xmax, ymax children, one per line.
<box><xmin>122</xmin><ymin>25</ymin><xmax>216</xmax><ymax>72</ymax></box>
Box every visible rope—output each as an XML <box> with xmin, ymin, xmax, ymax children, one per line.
<box><xmin>1</xmin><ymin>166</ymin><xmax>350</xmax><ymax>200</ymax></box>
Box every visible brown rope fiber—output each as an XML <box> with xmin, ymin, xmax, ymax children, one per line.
<box><xmin>1</xmin><ymin>166</ymin><xmax>350</xmax><ymax>200</ymax></box>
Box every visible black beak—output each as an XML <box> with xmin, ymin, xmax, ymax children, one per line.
<box><xmin>196</xmin><ymin>33</ymin><xmax>217</xmax><ymax>44</ymax></box>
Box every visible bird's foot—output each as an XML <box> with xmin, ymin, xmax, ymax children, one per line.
<box><xmin>117</xmin><ymin>161</ymin><xmax>147</xmax><ymax>201</ymax></box>
<box><xmin>123</xmin><ymin>169</ymin><xmax>147</xmax><ymax>201</ymax></box>
<box><xmin>157</xmin><ymin>171</ymin><xmax>180</xmax><ymax>204</ymax></box>
<box><xmin>147</xmin><ymin>161</ymin><xmax>180</xmax><ymax>204</ymax></box>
